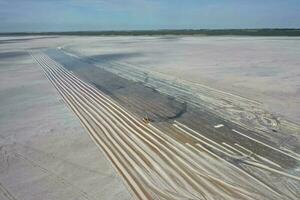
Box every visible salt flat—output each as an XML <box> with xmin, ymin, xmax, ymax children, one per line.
<box><xmin>2</xmin><ymin>35</ymin><xmax>298</xmax><ymax>123</ymax></box>
<box><xmin>0</xmin><ymin>35</ymin><xmax>300</xmax><ymax>200</ymax></box>
<box><xmin>63</xmin><ymin>36</ymin><xmax>300</xmax><ymax>123</ymax></box>
<box><xmin>0</xmin><ymin>37</ymin><xmax>132</xmax><ymax>200</ymax></box>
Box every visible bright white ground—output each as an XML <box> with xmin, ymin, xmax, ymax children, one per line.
<box><xmin>0</xmin><ymin>41</ymin><xmax>132</xmax><ymax>200</ymax></box>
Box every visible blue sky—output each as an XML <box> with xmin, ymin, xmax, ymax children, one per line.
<box><xmin>0</xmin><ymin>0</ymin><xmax>300</xmax><ymax>32</ymax></box>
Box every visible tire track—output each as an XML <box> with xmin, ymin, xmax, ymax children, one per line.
<box><xmin>0</xmin><ymin>182</ymin><xmax>17</xmax><ymax>200</ymax></box>
<box><xmin>30</xmin><ymin>50</ymin><xmax>299</xmax><ymax>200</ymax></box>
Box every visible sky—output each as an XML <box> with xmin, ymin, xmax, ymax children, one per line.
<box><xmin>0</xmin><ymin>0</ymin><xmax>300</xmax><ymax>32</ymax></box>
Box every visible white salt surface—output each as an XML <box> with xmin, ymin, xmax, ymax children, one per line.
<box><xmin>0</xmin><ymin>37</ymin><xmax>132</xmax><ymax>200</ymax></box>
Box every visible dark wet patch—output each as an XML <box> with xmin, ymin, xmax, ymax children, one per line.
<box><xmin>46</xmin><ymin>48</ymin><xmax>187</xmax><ymax>123</ymax></box>
<box><xmin>166</xmin><ymin>102</ymin><xmax>187</xmax><ymax>120</ymax></box>
<box><xmin>82</xmin><ymin>52</ymin><xmax>142</xmax><ymax>65</ymax></box>
<box><xmin>45</xmin><ymin>48</ymin><xmax>299</xmax><ymax>170</ymax></box>
<box><xmin>0</xmin><ymin>51</ymin><xmax>27</xmax><ymax>60</ymax></box>
<box><xmin>177</xmin><ymin>106</ymin><xmax>300</xmax><ymax>169</ymax></box>
<box><xmin>0</xmin><ymin>36</ymin><xmax>57</xmax><ymax>44</ymax></box>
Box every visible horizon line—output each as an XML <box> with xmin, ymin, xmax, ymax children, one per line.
<box><xmin>1</xmin><ymin>28</ymin><xmax>300</xmax><ymax>36</ymax></box>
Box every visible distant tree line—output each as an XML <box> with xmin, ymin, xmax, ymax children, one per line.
<box><xmin>1</xmin><ymin>29</ymin><xmax>300</xmax><ymax>36</ymax></box>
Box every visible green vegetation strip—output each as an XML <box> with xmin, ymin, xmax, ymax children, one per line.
<box><xmin>1</xmin><ymin>29</ymin><xmax>300</xmax><ymax>36</ymax></box>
